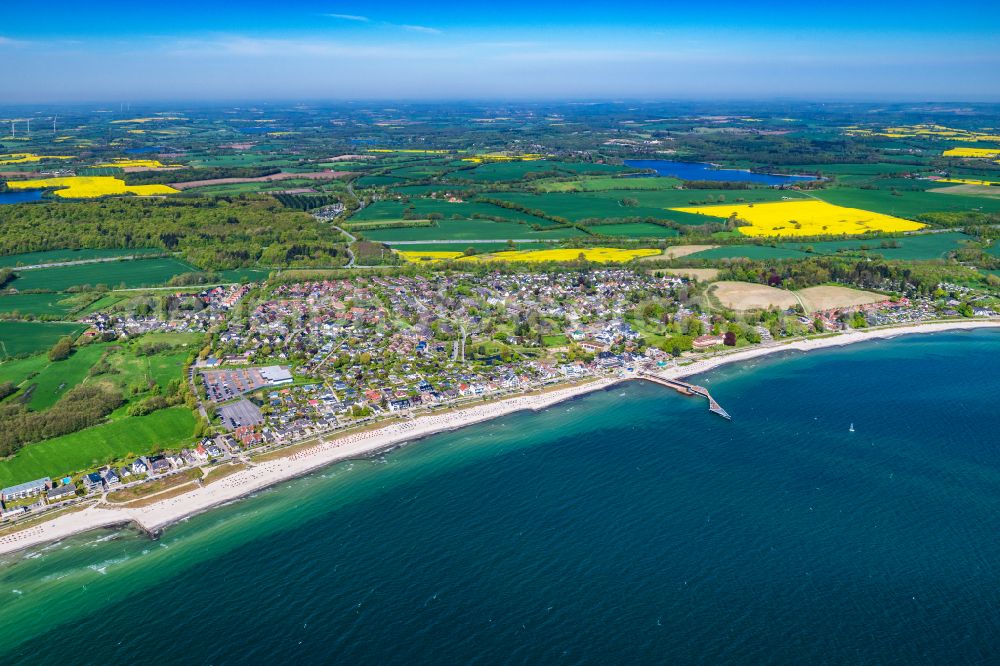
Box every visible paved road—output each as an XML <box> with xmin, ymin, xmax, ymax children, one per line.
<box><xmin>330</xmin><ymin>224</ymin><xmax>357</xmax><ymax>267</ymax></box>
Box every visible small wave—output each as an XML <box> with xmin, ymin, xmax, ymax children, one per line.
<box><xmin>88</xmin><ymin>533</ymin><xmax>119</xmax><ymax>545</ymax></box>
<box><xmin>88</xmin><ymin>555</ymin><xmax>131</xmax><ymax>575</ymax></box>
<box><xmin>11</xmin><ymin>589</ymin><xmax>23</xmax><ymax>596</ymax></box>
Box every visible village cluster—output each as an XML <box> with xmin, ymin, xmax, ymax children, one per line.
<box><xmin>3</xmin><ymin>269</ymin><xmax>993</xmax><ymax>522</ymax></box>
<box><xmin>80</xmin><ymin>284</ymin><xmax>251</xmax><ymax>339</ymax></box>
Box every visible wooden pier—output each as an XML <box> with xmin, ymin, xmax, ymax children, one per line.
<box><xmin>638</xmin><ymin>372</ymin><xmax>731</xmax><ymax>420</ymax></box>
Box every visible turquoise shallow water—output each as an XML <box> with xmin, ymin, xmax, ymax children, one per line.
<box><xmin>2</xmin><ymin>330</ymin><xmax>1000</xmax><ymax>664</ymax></box>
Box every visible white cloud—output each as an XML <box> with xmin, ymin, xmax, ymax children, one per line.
<box><xmin>324</xmin><ymin>13</ymin><xmax>370</xmax><ymax>22</ymax></box>
<box><xmin>400</xmin><ymin>25</ymin><xmax>442</xmax><ymax>35</ymax></box>
<box><xmin>159</xmin><ymin>34</ymin><xmax>459</xmax><ymax>60</ymax></box>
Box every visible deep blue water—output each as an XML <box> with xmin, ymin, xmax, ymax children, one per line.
<box><xmin>123</xmin><ymin>146</ymin><xmax>164</xmax><ymax>155</ymax></box>
<box><xmin>1</xmin><ymin>330</ymin><xmax>1000</xmax><ymax>664</ymax></box>
<box><xmin>625</xmin><ymin>159</ymin><xmax>817</xmax><ymax>185</ymax></box>
<box><xmin>0</xmin><ymin>190</ymin><xmax>42</xmax><ymax>204</ymax></box>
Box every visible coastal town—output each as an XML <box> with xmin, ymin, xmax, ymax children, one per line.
<box><xmin>5</xmin><ymin>0</ymin><xmax>1000</xmax><ymax>657</ymax></box>
<box><xmin>3</xmin><ymin>267</ymin><xmax>998</xmax><ymax>527</ymax></box>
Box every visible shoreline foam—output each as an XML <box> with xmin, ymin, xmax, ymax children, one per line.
<box><xmin>2</xmin><ymin>319</ymin><xmax>998</xmax><ymax>557</ymax></box>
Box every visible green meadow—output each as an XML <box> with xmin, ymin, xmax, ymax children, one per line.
<box><xmin>456</xmin><ymin>160</ymin><xmax>636</xmax><ymax>183</ymax></box>
<box><xmin>389</xmin><ymin>242</ymin><xmax>554</xmax><ymax>252</ymax></box>
<box><xmin>814</xmin><ymin>188</ymin><xmax>1000</xmax><ymax>217</ymax></box>
<box><xmin>217</xmin><ymin>268</ymin><xmax>273</xmax><ymax>282</ymax></box>
<box><xmin>0</xmin><ymin>353</ymin><xmax>50</xmax><ymax>388</ymax></box>
<box><xmin>24</xmin><ymin>343</ymin><xmax>108</xmax><ymax>411</ymax></box>
<box><xmin>10</xmin><ymin>257</ymin><xmax>198</xmax><ymax>292</ymax></box>
<box><xmin>486</xmin><ymin>189</ymin><xmax>810</xmax><ymax>224</ymax></box>
<box><xmin>588</xmin><ymin>223</ymin><xmax>679</xmax><ymax>237</ymax></box>
<box><xmin>536</xmin><ymin>176</ymin><xmax>683</xmax><ymax>192</ymax></box>
<box><xmin>364</xmin><ymin>219</ymin><xmax>586</xmax><ymax>242</ymax></box>
<box><xmin>0</xmin><ymin>407</ymin><xmax>197</xmax><ymax>487</ymax></box>
<box><xmin>0</xmin><ymin>248</ymin><xmax>162</xmax><ymax>268</ymax></box>
<box><xmin>189</xmin><ymin>155</ymin><xmax>301</xmax><ymax>168</ymax></box>
<box><xmin>0</xmin><ymin>292</ymin><xmax>83</xmax><ymax>317</ymax></box>
<box><xmin>687</xmin><ymin>232</ymin><xmax>973</xmax><ymax>262</ymax></box>
<box><xmin>780</xmin><ymin>163</ymin><xmax>927</xmax><ymax>176</ymax></box>
<box><xmin>349</xmin><ymin>199</ymin><xmax>555</xmax><ymax>225</ymax></box>
<box><xmin>356</xmin><ymin>175</ymin><xmax>409</xmax><ymax>187</ymax></box>
<box><xmin>687</xmin><ymin>245</ymin><xmax>810</xmax><ymax>260</ymax></box>
<box><xmin>0</xmin><ymin>321</ymin><xmax>85</xmax><ymax>358</ymax></box>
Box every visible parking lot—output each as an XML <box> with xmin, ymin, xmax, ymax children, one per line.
<box><xmin>218</xmin><ymin>399</ymin><xmax>264</xmax><ymax>431</ymax></box>
<box><xmin>201</xmin><ymin>368</ymin><xmax>269</xmax><ymax>402</ymax></box>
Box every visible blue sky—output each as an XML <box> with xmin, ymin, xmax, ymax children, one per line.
<box><xmin>2</xmin><ymin>1</ymin><xmax>999</xmax><ymax>103</ymax></box>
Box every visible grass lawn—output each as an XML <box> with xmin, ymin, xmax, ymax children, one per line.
<box><xmin>686</xmin><ymin>232</ymin><xmax>972</xmax><ymax>262</ymax></box>
<box><xmin>456</xmin><ymin>160</ymin><xmax>635</xmax><ymax>183</ymax></box>
<box><xmin>542</xmin><ymin>334</ymin><xmax>569</xmax><ymax>347</ymax></box>
<box><xmin>536</xmin><ymin>176</ymin><xmax>682</xmax><ymax>192</ymax></box>
<box><xmin>386</xmin><ymin>242</ymin><xmax>554</xmax><ymax>252</ymax></box>
<box><xmin>25</xmin><ymin>343</ymin><xmax>107</xmax><ymax>410</ymax></box>
<box><xmin>0</xmin><ymin>321</ymin><xmax>85</xmax><ymax>358</ymax></box>
<box><xmin>0</xmin><ymin>407</ymin><xmax>197</xmax><ymax>487</ymax></box>
<box><xmin>216</xmin><ymin>268</ymin><xmax>273</xmax><ymax>282</ymax></box>
<box><xmin>349</xmin><ymin>199</ymin><xmax>555</xmax><ymax>225</ymax></box>
<box><xmin>105</xmin><ymin>346</ymin><xmax>191</xmax><ymax>394</ymax></box>
<box><xmin>588</xmin><ymin>223</ymin><xmax>679</xmax><ymax>237</ymax></box>
<box><xmin>364</xmin><ymin>219</ymin><xmax>586</xmax><ymax>242</ymax></box>
<box><xmin>189</xmin><ymin>155</ymin><xmax>299</xmax><ymax>168</ymax></box>
<box><xmin>0</xmin><ymin>353</ymin><xmax>50</xmax><ymax>388</ymax></box>
<box><xmin>779</xmin><ymin>163</ymin><xmax>927</xmax><ymax>176</ymax></box>
<box><xmin>688</xmin><ymin>245</ymin><xmax>812</xmax><ymax>260</ymax></box>
<box><xmin>0</xmin><ymin>292</ymin><xmax>82</xmax><ymax>317</ymax></box>
<box><xmin>484</xmin><ymin>191</ymin><xmax>684</xmax><ymax>222</ymax></box>
<box><xmin>814</xmin><ymin>187</ymin><xmax>1000</xmax><ymax>218</ymax></box>
<box><xmin>485</xmin><ymin>189</ymin><xmax>806</xmax><ymax>224</ymax></box>
<box><xmin>0</xmin><ymin>248</ymin><xmax>162</xmax><ymax>268</ymax></box>
<box><xmin>80</xmin><ymin>293</ymin><xmax>128</xmax><ymax>314</ymax></box>
<box><xmin>10</xmin><ymin>257</ymin><xmax>198</xmax><ymax>292</ymax></box>
<box><xmin>785</xmin><ymin>232</ymin><xmax>972</xmax><ymax>260</ymax></box>
<box><xmin>356</xmin><ymin>175</ymin><xmax>408</xmax><ymax>187</ymax></box>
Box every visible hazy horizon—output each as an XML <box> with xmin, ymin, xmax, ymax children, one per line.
<box><xmin>3</xmin><ymin>1</ymin><xmax>999</xmax><ymax>104</ymax></box>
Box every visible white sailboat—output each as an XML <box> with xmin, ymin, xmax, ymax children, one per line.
<box><xmin>849</xmin><ymin>423</ymin><xmax>855</xmax><ymax>433</ymax></box>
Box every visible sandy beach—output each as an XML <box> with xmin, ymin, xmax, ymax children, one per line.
<box><xmin>2</xmin><ymin>318</ymin><xmax>998</xmax><ymax>556</ymax></box>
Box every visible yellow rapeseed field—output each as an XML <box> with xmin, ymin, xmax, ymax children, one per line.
<box><xmin>846</xmin><ymin>124</ymin><xmax>1000</xmax><ymax>142</ymax></box>
<box><xmin>6</xmin><ymin>176</ymin><xmax>179</xmax><ymax>198</ymax></box>
<box><xmin>461</xmin><ymin>153</ymin><xmax>546</xmax><ymax>164</ymax></box>
<box><xmin>96</xmin><ymin>159</ymin><xmax>179</xmax><ymax>169</ymax></box>
<box><xmin>0</xmin><ymin>153</ymin><xmax>74</xmax><ymax>165</ymax></box>
<box><xmin>671</xmin><ymin>200</ymin><xmax>924</xmax><ymax>238</ymax></box>
<box><xmin>397</xmin><ymin>248</ymin><xmax>660</xmax><ymax>264</ymax></box>
<box><xmin>942</xmin><ymin>147</ymin><xmax>1000</xmax><ymax>158</ymax></box>
<box><xmin>396</xmin><ymin>251</ymin><xmax>465</xmax><ymax>263</ymax></box>
<box><xmin>938</xmin><ymin>177</ymin><xmax>1000</xmax><ymax>186</ymax></box>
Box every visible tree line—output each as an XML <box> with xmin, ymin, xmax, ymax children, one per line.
<box><xmin>0</xmin><ymin>197</ymin><xmax>349</xmax><ymax>270</ymax></box>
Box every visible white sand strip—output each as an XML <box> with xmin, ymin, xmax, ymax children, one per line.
<box><xmin>2</xmin><ymin>319</ymin><xmax>997</xmax><ymax>556</ymax></box>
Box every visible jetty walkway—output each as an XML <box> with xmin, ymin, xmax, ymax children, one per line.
<box><xmin>637</xmin><ymin>372</ymin><xmax>732</xmax><ymax>420</ymax></box>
